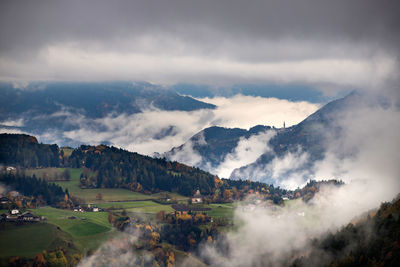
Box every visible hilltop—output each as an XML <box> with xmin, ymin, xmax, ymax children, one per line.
<box><xmin>165</xmin><ymin>125</ymin><xmax>272</xmax><ymax>171</ymax></box>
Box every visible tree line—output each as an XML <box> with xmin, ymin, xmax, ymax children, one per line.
<box><xmin>0</xmin><ymin>172</ymin><xmax>66</xmax><ymax>205</ymax></box>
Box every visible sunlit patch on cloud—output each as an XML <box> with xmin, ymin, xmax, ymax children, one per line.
<box><xmin>198</xmin><ymin>95</ymin><xmax>321</xmax><ymax>128</ymax></box>
<box><xmin>0</xmin><ymin>118</ymin><xmax>24</xmax><ymax>127</ymax></box>
<box><xmin>0</xmin><ymin>128</ymin><xmax>26</xmax><ymax>135</ymax></box>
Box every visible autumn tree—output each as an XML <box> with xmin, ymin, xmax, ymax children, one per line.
<box><xmin>223</xmin><ymin>189</ymin><xmax>233</xmax><ymax>201</ymax></box>
<box><xmin>33</xmin><ymin>253</ymin><xmax>47</xmax><ymax>267</ymax></box>
<box><xmin>45</xmin><ymin>250</ymin><xmax>68</xmax><ymax>266</ymax></box>
<box><xmin>108</xmin><ymin>210</ymin><xmax>114</xmax><ymax>224</ymax></box>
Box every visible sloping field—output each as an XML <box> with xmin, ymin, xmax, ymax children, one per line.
<box><xmin>0</xmin><ymin>222</ymin><xmax>76</xmax><ymax>260</ymax></box>
<box><xmin>31</xmin><ymin>207</ymin><xmax>114</xmax><ymax>252</ymax></box>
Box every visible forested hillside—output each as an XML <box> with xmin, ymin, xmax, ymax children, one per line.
<box><xmin>0</xmin><ymin>134</ymin><xmax>59</xmax><ymax>168</ymax></box>
<box><xmin>0</xmin><ymin>134</ymin><xmax>217</xmax><ymax>196</ymax></box>
<box><xmin>69</xmin><ymin>145</ymin><xmax>217</xmax><ymax>196</ymax></box>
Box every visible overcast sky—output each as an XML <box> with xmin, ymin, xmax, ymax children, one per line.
<box><xmin>0</xmin><ymin>0</ymin><xmax>399</xmax><ymax>93</ymax></box>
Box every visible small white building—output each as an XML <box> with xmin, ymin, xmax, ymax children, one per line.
<box><xmin>92</xmin><ymin>207</ymin><xmax>99</xmax><ymax>212</ymax></box>
<box><xmin>192</xmin><ymin>190</ymin><xmax>203</xmax><ymax>203</ymax></box>
<box><xmin>6</xmin><ymin>166</ymin><xmax>16</xmax><ymax>172</ymax></box>
<box><xmin>11</xmin><ymin>209</ymin><xmax>19</xmax><ymax>215</ymax></box>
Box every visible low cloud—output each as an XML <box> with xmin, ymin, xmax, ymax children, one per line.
<box><xmin>201</xmin><ymin>181</ymin><xmax>398</xmax><ymax>266</ymax></box>
<box><xmin>31</xmin><ymin>95</ymin><xmax>318</xmax><ymax>157</ymax></box>
<box><xmin>62</xmin><ymin>109</ymin><xmax>212</xmax><ymax>155</ymax></box>
<box><xmin>231</xmin><ymin>147</ymin><xmax>312</xmax><ymax>189</ymax></box>
<box><xmin>214</xmin><ymin>130</ymin><xmax>276</xmax><ymax>178</ymax></box>
<box><xmin>167</xmin><ymin>132</ymin><xmax>206</xmax><ymax>167</ymax></box>
<box><xmin>78</xmin><ymin>228</ymin><xmax>154</xmax><ymax>267</ymax></box>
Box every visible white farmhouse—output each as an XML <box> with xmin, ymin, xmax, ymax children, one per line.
<box><xmin>11</xmin><ymin>209</ymin><xmax>19</xmax><ymax>215</ymax></box>
<box><xmin>192</xmin><ymin>190</ymin><xmax>203</xmax><ymax>203</ymax></box>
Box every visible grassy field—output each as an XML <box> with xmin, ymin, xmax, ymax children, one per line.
<box><xmin>31</xmin><ymin>207</ymin><xmax>114</xmax><ymax>252</ymax></box>
<box><xmin>27</xmin><ymin>168</ymin><xmax>189</xmax><ymax>203</ymax></box>
<box><xmin>0</xmin><ymin>222</ymin><xmax>76</xmax><ymax>260</ymax></box>
<box><xmin>205</xmin><ymin>203</ymin><xmax>235</xmax><ymax>218</ymax></box>
<box><xmin>122</xmin><ymin>201</ymin><xmax>175</xmax><ymax>214</ymax></box>
<box><xmin>96</xmin><ymin>200</ymin><xmax>162</xmax><ymax>210</ymax></box>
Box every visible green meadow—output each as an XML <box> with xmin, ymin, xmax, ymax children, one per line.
<box><xmin>206</xmin><ymin>203</ymin><xmax>235</xmax><ymax>218</ymax></box>
<box><xmin>0</xmin><ymin>222</ymin><xmax>77</xmax><ymax>261</ymax></box>
<box><xmin>31</xmin><ymin>207</ymin><xmax>114</xmax><ymax>252</ymax></box>
<box><xmin>121</xmin><ymin>201</ymin><xmax>175</xmax><ymax>214</ymax></box>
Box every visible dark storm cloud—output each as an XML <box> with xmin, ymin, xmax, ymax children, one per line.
<box><xmin>1</xmin><ymin>0</ymin><xmax>399</xmax><ymax>52</ymax></box>
<box><xmin>0</xmin><ymin>0</ymin><xmax>399</xmax><ymax>85</ymax></box>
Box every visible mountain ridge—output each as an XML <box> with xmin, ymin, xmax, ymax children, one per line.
<box><xmin>166</xmin><ymin>92</ymin><xmax>364</xmax><ymax>185</ymax></box>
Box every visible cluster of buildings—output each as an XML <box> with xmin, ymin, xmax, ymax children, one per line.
<box><xmin>73</xmin><ymin>204</ymin><xmax>101</xmax><ymax>212</ymax></box>
<box><xmin>1</xmin><ymin>196</ymin><xmax>45</xmax><ymax>223</ymax></box>
<box><xmin>0</xmin><ymin>210</ymin><xmax>44</xmax><ymax>223</ymax></box>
